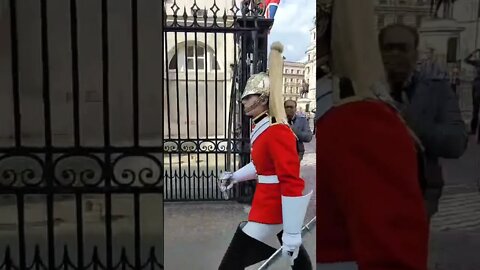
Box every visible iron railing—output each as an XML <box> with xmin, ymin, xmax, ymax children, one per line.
<box><xmin>0</xmin><ymin>0</ymin><xmax>163</xmax><ymax>268</ymax></box>
<box><xmin>163</xmin><ymin>0</ymin><xmax>272</xmax><ymax>201</ymax></box>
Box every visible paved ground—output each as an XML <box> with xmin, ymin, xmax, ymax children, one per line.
<box><xmin>0</xmin><ymin>195</ymin><xmax>163</xmax><ymax>267</ymax></box>
<box><xmin>428</xmin><ymin>135</ymin><xmax>480</xmax><ymax>269</ymax></box>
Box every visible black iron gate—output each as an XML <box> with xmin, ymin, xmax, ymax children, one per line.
<box><xmin>163</xmin><ymin>0</ymin><xmax>272</xmax><ymax>201</ymax></box>
<box><xmin>0</xmin><ymin>0</ymin><xmax>162</xmax><ymax>269</ymax></box>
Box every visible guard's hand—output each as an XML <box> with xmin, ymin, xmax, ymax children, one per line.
<box><xmin>218</xmin><ymin>172</ymin><xmax>236</xmax><ymax>192</ymax></box>
<box><xmin>281</xmin><ymin>232</ymin><xmax>301</xmax><ymax>265</ymax></box>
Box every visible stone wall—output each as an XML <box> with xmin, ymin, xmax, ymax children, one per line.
<box><xmin>0</xmin><ymin>0</ymin><xmax>163</xmax><ymax>147</ymax></box>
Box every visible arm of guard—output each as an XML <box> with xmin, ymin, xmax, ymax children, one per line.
<box><xmin>231</xmin><ymin>162</ymin><xmax>257</xmax><ymax>182</ymax></box>
<box><xmin>330</xmin><ymin>102</ymin><xmax>429</xmax><ymax>270</ymax></box>
<box><xmin>268</xmin><ymin>125</ymin><xmax>305</xmax><ymax>197</ymax></box>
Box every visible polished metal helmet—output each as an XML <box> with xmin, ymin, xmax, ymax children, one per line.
<box><xmin>240</xmin><ymin>72</ymin><xmax>270</xmax><ymax>100</ymax></box>
<box><xmin>240</xmin><ymin>42</ymin><xmax>287</xmax><ymax>124</ymax></box>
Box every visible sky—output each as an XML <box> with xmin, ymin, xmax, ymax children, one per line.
<box><xmin>268</xmin><ymin>0</ymin><xmax>316</xmax><ymax>63</ymax></box>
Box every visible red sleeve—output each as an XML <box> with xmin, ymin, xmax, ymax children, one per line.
<box><xmin>327</xmin><ymin>101</ymin><xmax>429</xmax><ymax>270</ymax></box>
<box><xmin>268</xmin><ymin>124</ymin><xmax>305</xmax><ymax>197</ymax></box>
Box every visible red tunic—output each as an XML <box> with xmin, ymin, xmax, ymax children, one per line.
<box><xmin>248</xmin><ymin>121</ymin><xmax>305</xmax><ymax>224</ymax></box>
<box><xmin>315</xmin><ymin>100</ymin><xmax>429</xmax><ymax>269</ymax></box>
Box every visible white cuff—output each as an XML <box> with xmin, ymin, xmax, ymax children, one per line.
<box><xmin>232</xmin><ymin>162</ymin><xmax>257</xmax><ymax>182</ymax></box>
<box><xmin>281</xmin><ymin>190</ymin><xmax>313</xmax><ymax>234</ymax></box>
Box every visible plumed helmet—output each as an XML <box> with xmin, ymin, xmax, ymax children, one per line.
<box><xmin>240</xmin><ymin>42</ymin><xmax>287</xmax><ymax>124</ymax></box>
<box><xmin>330</xmin><ymin>0</ymin><xmax>392</xmax><ymax>104</ymax></box>
<box><xmin>241</xmin><ymin>72</ymin><xmax>270</xmax><ymax>100</ymax></box>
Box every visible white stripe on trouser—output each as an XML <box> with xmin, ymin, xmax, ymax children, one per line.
<box><xmin>317</xmin><ymin>262</ymin><xmax>358</xmax><ymax>270</ymax></box>
<box><xmin>257</xmin><ymin>175</ymin><xmax>279</xmax><ymax>184</ymax></box>
<box><xmin>241</xmin><ymin>222</ymin><xmax>282</xmax><ymax>249</ymax></box>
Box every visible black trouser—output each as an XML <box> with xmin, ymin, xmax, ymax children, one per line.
<box><xmin>219</xmin><ymin>222</ymin><xmax>312</xmax><ymax>270</ymax></box>
<box><xmin>424</xmin><ymin>187</ymin><xmax>443</xmax><ymax>222</ymax></box>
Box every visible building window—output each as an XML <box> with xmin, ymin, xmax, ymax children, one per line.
<box><xmin>447</xmin><ymin>37</ymin><xmax>458</xmax><ymax>63</ymax></box>
<box><xmin>415</xmin><ymin>15</ymin><xmax>422</xmax><ymax>27</ymax></box>
<box><xmin>168</xmin><ymin>55</ymin><xmax>178</xmax><ymax>69</ymax></box>
<box><xmin>379</xmin><ymin>0</ymin><xmax>387</xmax><ymax>4</ymax></box>
<box><xmin>377</xmin><ymin>15</ymin><xmax>385</xmax><ymax>29</ymax></box>
<box><xmin>187</xmin><ymin>46</ymin><xmax>205</xmax><ymax>70</ymax></box>
<box><xmin>397</xmin><ymin>15</ymin><xmax>404</xmax><ymax>24</ymax></box>
<box><xmin>399</xmin><ymin>0</ymin><xmax>406</xmax><ymax>4</ymax></box>
<box><xmin>168</xmin><ymin>44</ymin><xmax>220</xmax><ymax>71</ymax></box>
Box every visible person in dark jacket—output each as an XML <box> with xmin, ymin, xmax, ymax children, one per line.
<box><xmin>379</xmin><ymin>23</ymin><xmax>468</xmax><ymax>219</ymax></box>
<box><xmin>284</xmin><ymin>100</ymin><xmax>313</xmax><ymax>161</ymax></box>
<box><xmin>315</xmin><ymin>1</ymin><xmax>428</xmax><ymax>268</ymax></box>
<box><xmin>464</xmin><ymin>49</ymin><xmax>480</xmax><ymax>136</ymax></box>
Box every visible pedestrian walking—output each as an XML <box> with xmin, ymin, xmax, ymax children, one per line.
<box><xmin>315</xmin><ymin>1</ymin><xmax>429</xmax><ymax>269</ymax></box>
<box><xmin>449</xmin><ymin>66</ymin><xmax>461</xmax><ymax>95</ymax></box>
<box><xmin>284</xmin><ymin>100</ymin><xmax>313</xmax><ymax>161</ymax></box>
<box><xmin>379</xmin><ymin>23</ymin><xmax>467</xmax><ymax>220</ymax></box>
<box><xmin>464</xmin><ymin>49</ymin><xmax>480</xmax><ymax>136</ymax></box>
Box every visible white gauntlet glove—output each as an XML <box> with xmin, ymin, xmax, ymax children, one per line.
<box><xmin>281</xmin><ymin>232</ymin><xmax>302</xmax><ymax>263</ymax></box>
<box><xmin>281</xmin><ymin>190</ymin><xmax>313</xmax><ymax>265</ymax></box>
<box><xmin>218</xmin><ymin>171</ymin><xmax>237</xmax><ymax>192</ymax></box>
<box><xmin>217</xmin><ymin>162</ymin><xmax>257</xmax><ymax>199</ymax></box>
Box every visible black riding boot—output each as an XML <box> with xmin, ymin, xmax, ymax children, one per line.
<box><xmin>219</xmin><ymin>222</ymin><xmax>276</xmax><ymax>270</ymax></box>
<box><xmin>291</xmin><ymin>244</ymin><xmax>313</xmax><ymax>270</ymax></box>
<box><xmin>277</xmin><ymin>231</ymin><xmax>313</xmax><ymax>270</ymax></box>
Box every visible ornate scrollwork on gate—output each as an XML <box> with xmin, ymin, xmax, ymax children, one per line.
<box><xmin>112</xmin><ymin>154</ymin><xmax>162</xmax><ymax>187</ymax></box>
<box><xmin>217</xmin><ymin>140</ymin><xmax>236</xmax><ymax>152</ymax></box>
<box><xmin>164</xmin><ymin>139</ymin><xmax>242</xmax><ymax>154</ymax></box>
<box><xmin>53</xmin><ymin>154</ymin><xmax>104</xmax><ymax>187</ymax></box>
<box><xmin>180</xmin><ymin>140</ymin><xmax>197</xmax><ymax>152</ymax></box>
<box><xmin>163</xmin><ymin>141</ymin><xmax>178</xmax><ymax>152</ymax></box>
<box><xmin>0</xmin><ymin>155</ymin><xmax>44</xmax><ymax>187</ymax></box>
<box><xmin>199</xmin><ymin>140</ymin><xmax>216</xmax><ymax>152</ymax></box>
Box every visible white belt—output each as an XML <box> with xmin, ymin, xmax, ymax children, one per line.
<box><xmin>257</xmin><ymin>175</ymin><xmax>279</xmax><ymax>184</ymax></box>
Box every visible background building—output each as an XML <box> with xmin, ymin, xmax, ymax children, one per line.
<box><xmin>0</xmin><ymin>0</ymin><xmax>163</xmax><ymax>145</ymax></box>
<box><xmin>304</xmin><ymin>24</ymin><xmax>316</xmax><ymax>112</ymax></box>
<box><xmin>453</xmin><ymin>0</ymin><xmax>480</xmax><ymax>78</ymax></box>
<box><xmin>374</xmin><ymin>0</ymin><xmax>430</xmax><ymax>31</ymax></box>
<box><xmin>164</xmin><ymin>0</ymin><xmax>237</xmax><ymax>139</ymax></box>
<box><xmin>283</xmin><ymin>61</ymin><xmax>305</xmax><ymax>102</ymax></box>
